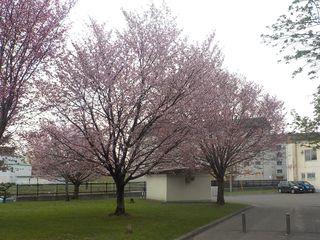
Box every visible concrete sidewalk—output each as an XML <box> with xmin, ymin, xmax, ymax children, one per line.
<box><xmin>191</xmin><ymin>194</ymin><xmax>320</xmax><ymax>240</ymax></box>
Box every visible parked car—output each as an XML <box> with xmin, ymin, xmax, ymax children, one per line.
<box><xmin>278</xmin><ymin>181</ymin><xmax>304</xmax><ymax>194</ymax></box>
<box><xmin>296</xmin><ymin>181</ymin><xmax>315</xmax><ymax>193</ymax></box>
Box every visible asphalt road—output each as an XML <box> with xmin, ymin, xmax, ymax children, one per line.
<box><xmin>192</xmin><ymin>193</ymin><xmax>320</xmax><ymax>240</ymax></box>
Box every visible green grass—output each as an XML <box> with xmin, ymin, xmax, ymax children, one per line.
<box><xmin>0</xmin><ymin>199</ymin><xmax>246</xmax><ymax>240</ymax></box>
<box><xmin>225</xmin><ymin>188</ymin><xmax>277</xmax><ymax>196</ymax></box>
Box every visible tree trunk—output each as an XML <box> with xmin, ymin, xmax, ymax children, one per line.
<box><xmin>217</xmin><ymin>178</ymin><xmax>225</xmax><ymax>205</ymax></box>
<box><xmin>65</xmin><ymin>180</ymin><xmax>70</xmax><ymax>202</ymax></box>
<box><xmin>73</xmin><ymin>183</ymin><xmax>80</xmax><ymax>199</ymax></box>
<box><xmin>114</xmin><ymin>183</ymin><xmax>126</xmax><ymax>216</ymax></box>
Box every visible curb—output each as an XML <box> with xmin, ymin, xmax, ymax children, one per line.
<box><xmin>175</xmin><ymin>205</ymin><xmax>254</xmax><ymax>240</ymax></box>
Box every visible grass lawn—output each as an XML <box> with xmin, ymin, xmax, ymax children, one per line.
<box><xmin>0</xmin><ymin>199</ymin><xmax>246</xmax><ymax>240</ymax></box>
<box><xmin>225</xmin><ymin>188</ymin><xmax>277</xmax><ymax>196</ymax></box>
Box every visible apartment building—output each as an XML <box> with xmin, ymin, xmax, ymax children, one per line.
<box><xmin>234</xmin><ymin>144</ymin><xmax>287</xmax><ymax>181</ymax></box>
<box><xmin>286</xmin><ymin>134</ymin><xmax>320</xmax><ymax>189</ymax></box>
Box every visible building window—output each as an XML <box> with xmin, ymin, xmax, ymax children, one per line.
<box><xmin>255</xmin><ymin>161</ymin><xmax>261</xmax><ymax>165</ymax></box>
<box><xmin>301</xmin><ymin>173</ymin><xmax>305</xmax><ymax>179</ymax></box>
<box><xmin>277</xmin><ymin>169</ymin><xmax>283</xmax><ymax>174</ymax></box>
<box><xmin>277</xmin><ymin>161</ymin><xmax>282</xmax><ymax>165</ymax></box>
<box><xmin>276</xmin><ymin>152</ymin><xmax>283</xmax><ymax>158</ymax></box>
<box><xmin>307</xmin><ymin>172</ymin><xmax>316</xmax><ymax>180</ymax></box>
<box><xmin>305</xmin><ymin>149</ymin><xmax>317</xmax><ymax>161</ymax></box>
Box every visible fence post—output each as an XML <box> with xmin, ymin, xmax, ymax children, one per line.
<box><xmin>65</xmin><ymin>181</ymin><xmax>70</xmax><ymax>201</ymax></box>
<box><xmin>286</xmin><ymin>213</ymin><xmax>290</xmax><ymax>235</ymax></box>
<box><xmin>105</xmin><ymin>182</ymin><xmax>108</xmax><ymax>196</ymax></box>
<box><xmin>55</xmin><ymin>184</ymin><xmax>58</xmax><ymax>199</ymax></box>
<box><xmin>90</xmin><ymin>182</ymin><xmax>92</xmax><ymax>197</ymax></box>
<box><xmin>36</xmin><ymin>183</ymin><xmax>39</xmax><ymax>200</ymax></box>
<box><xmin>16</xmin><ymin>184</ymin><xmax>19</xmax><ymax>199</ymax></box>
<box><xmin>129</xmin><ymin>182</ymin><xmax>131</xmax><ymax>192</ymax></box>
<box><xmin>242</xmin><ymin>212</ymin><xmax>247</xmax><ymax>233</ymax></box>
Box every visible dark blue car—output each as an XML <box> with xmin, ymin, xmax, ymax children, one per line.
<box><xmin>296</xmin><ymin>181</ymin><xmax>315</xmax><ymax>193</ymax></box>
<box><xmin>278</xmin><ymin>181</ymin><xmax>304</xmax><ymax>193</ymax></box>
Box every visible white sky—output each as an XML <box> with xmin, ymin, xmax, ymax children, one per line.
<box><xmin>69</xmin><ymin>0</ymin><xmax>319</xmax><ymax>124</ymax></box>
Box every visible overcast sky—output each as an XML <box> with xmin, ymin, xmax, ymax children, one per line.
<box><xmin>69</xmin><ymin>0</ymin><xmax>319</xmax><ymax>124</ymax></box>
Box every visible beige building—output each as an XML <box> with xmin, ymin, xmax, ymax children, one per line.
<box><xmin>286</xmin><ymin>134</ymin><xmax>320</xmax><ymax>189</ymax></box>
<box><xmin>146</xmin><ymin>169</ymin><xmax>212</xmax><ymax>202</ymax></box>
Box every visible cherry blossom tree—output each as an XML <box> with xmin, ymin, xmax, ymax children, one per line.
<box><xmin>0</xmin><ymin>0</ymin><xmax>76</xmax><ymax>144</ymax></box>
<box><xmin>27</xmin><ymin>124</ymin><xmax>102</xmax><ymax>200</ymax></box>
<box><xmin>187</xmin><ymin>72</ymin><xmax>285</xmax><ymax>205</ymax></box>
<box><xmin>40</xmin><ymin>5</ymin><xmax>222</xmax><ymax>215</ymax></box>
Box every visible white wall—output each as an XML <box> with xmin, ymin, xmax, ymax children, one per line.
<box><xmin>0</xmin><ymin>155</ymin><xmax>32</xmax><ymax>183</ymax></box>
<box><xmin>146</xmin><ymin>174</ymin><xmax>167</xmax><ymax>201</ymax></box>
<box><xmin>166</xmin><ymin>174</ymin><xmax>211</xmax><ymax>202</ymax></box>
<box><xmin>286</xmin><ymin>143</ymin><xmax>297</xmax><ymax>181</ymax></box>
<box><xmin>13</xmin><ymin>165</ymin><xmax>32</xmax><ymax>177</ymax></box>
<box><xmin>15</xmin><ymin>177</ymin><xmax>57</xmax><ymax>185</ymax></box>
<box><xmin>0</xmin><ymin>171</ymin><xmax>16</xmax><ymax>183</ymax></box>
<box><xmin>146</xmin><ymin>173</ymin><xmax>212</xmax><ymax>202</ymax></box>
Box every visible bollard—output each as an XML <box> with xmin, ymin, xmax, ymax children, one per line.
<box><xmin>242</xmin><ymin>212</ymin><xmax>246</xmax><ymax>233</ymax></box>
<box><xmin>286</xmin><ymin>213</ymin><xmax>290</xmax><ymax>235</ymax></box>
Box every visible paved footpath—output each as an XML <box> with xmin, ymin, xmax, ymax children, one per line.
<box><xmin>192</xmin><ymin>194</ymin><xmax>320</xmax><ymax>240</ymax></box>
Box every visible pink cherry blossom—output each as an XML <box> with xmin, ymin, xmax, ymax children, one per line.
<box><xmin>0</xmin><ymin>0</ymin><xmax>76</xmax><ymax>143</ymax></box>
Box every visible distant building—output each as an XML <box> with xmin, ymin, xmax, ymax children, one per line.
<box><xmin>0</xmin><ymin>147</ymin><xmax>32</xmax><ymax>184</ymax></box>
<box><xmin>234</xmin><ymin>144</ymin><xmax>287</xmax><ymax>181</ymax></box>
<box><xmin>286</xmin><ymin>133</ymin><xmax>320</xmax><ymax>189</ymax></box>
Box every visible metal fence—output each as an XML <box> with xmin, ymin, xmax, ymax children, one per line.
<box><xmin>7</xmin><ymin>181</ymin><xmax>146</xmax><ymax>200</ymax></box>
<box><xmin>211</xmin><ymin>180</ymin><xmax>281</xmax><ymax>189</ymax></box>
